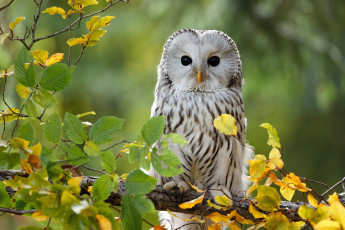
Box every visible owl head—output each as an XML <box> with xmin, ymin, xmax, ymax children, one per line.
<box><xmin>159</xmin><ymin>29</ymin><xmax>243</xmax><ymax>92</ymax></box>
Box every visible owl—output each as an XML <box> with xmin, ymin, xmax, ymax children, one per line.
<box><xmin>149</xmin><ymin>29</ymin><xmax>253</xmax><ymax>230</ymax></box>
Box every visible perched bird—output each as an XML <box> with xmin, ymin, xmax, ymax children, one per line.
<box><xmin>149</xmin><ymin>29</ymin><xmax>252</xmax><ymax>229</ymax></box>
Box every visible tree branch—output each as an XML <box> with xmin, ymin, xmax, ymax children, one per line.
<box><xmin>1</xmin><ymin>170</ymin><xmax>344</xmax><ymax>223</ymax></box>
<box><xmin>0</xmin><ymin>0</ymin><xmax>15</xmax><ymax>12</ymax></box>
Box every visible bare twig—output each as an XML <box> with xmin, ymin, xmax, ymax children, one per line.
<box><xmin>28</xmin><ymin>0</ymin><xmax>43</xmax><ymax>50</ymax></box>
<box><xmin>101</xmin><ymin>140</ymin><xmax>129</xmax><ymax>152</ymax></box>
<box><xmin>0</xmin><ymin>207</ymin><xmax>36</xmax><ymax>215</ymax></box>
<box><xmin>73</xmin><ymin>45</ymin><xmax>86</xmax><ymax>65</ymax></box>
<box><xmin>0</xmin><ymin>0</ymin><xmax>15</xmax><ymax>11</ymax></box>
<box><xmin>81</xmin><ymin>165</ymin><xmax>109</xmax><ymax>175</ymax></box>
<box><xmin>321</xmin><ymin>177</ymin><xmax>345</xmax><ymax>197</ymax></box>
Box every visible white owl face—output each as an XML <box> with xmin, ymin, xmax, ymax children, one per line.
<box><xmin>161</xmin><ymin>29</ymin><xmax>242</xmax><ymax>92</ymax></box>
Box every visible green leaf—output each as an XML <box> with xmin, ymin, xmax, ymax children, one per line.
<box><xmin>34</xmin><ymin>89</ymin><xmax>57</xmax><ymax>108</ymax></box>
<box><xmin>121</xmin><ymin>194</ymin><xmax>142</xmax><ymax>230</ymax></box>
<box><xmin>161</xmin><ymin>133</ymin><xmax>187</xmax><ymax>148</ymax></box>
<box><xmin>83</xmin><ymin>140</ymin><xmax>101</xmax><ymax>156</ymax></box>
<box><xmin>141</xmin><ymin>116</ymin><xmax>165</xmax><ymax>146</ymax></box>
<box><xmin>138</xmin><ymin>146</ymin><xmax>150</xmax><ymax>171</ymax></box>
<box><xmin>44</xmin><ymin>112</ymin><xmax>62</xmax><ymax>143</ymax></box>
<box><xmin>128</xmin><ymin>145</ymin><xmax>139</xmax><ymax>163</ymax></box>
<box><xmin>40</xmin><ymin>146</ymin><xmax>58</xmax><ymax>167</ymax></box>
<box><xmin>89</xmin><ymin>116</ymin><xmax>124</xmax><ymax>144</ymax></box>
<box><xmin>24</xmin><ymin>100</ymin><xmax>37</xmax><ymax>118</ymax></box>
<box><xmin>0</xmin><ymin>181</ymin><xmax>12</xmax><ymax>207</ymax></box>
<box><xmin>152</xmin><ymin>148</ymin><xmax>184</xmax><ymax>177</ymax></box>
<box><xmin>40</xmin><ymin>63</ymin><xmax>74</xmax><ymax>91</ymax></box>
<box><xmin>63</xmin><ymin>112</ymin><xmax>87</xmax><ymax>144</ymax></box>
<box><xmin>47</xmin><ymin>162</ymin><xmax>63</xmax><ymax>183</ymax></box>
<box><xmin>133</xmin><ymin>195</ymin><xmax>155</xmax><ymax>216</ymax></box>
<box><xmin>255</xmin><ymin>185</ymin><xmax>281</xmax><ymax>212</ymax></box>
<box><xmin>101</xmin><ymin>150</ymin><xmax>116</xmax><ymax>173</ymax></box>
<box><xmin>260</xmin><ymin>123</ymin><xmax>282</xmax><ymax>149</ymax></box>
<box><xmin>14</xmin><ymin>48</ymin><xmax>36</xmax><ymax>87</ymax></box>
<box><xmin>0</xmin><ymin>152</ymin><xmax>20</xmax><ymax>170</ymax></box>
<box><xmin>92</xmin><ymin>174</ymin><xmax>114</xmax><ymax>202</ymax></box>
<box><xmin>61</xmin><ymin>143</ymin><xmax>89</xmax><ymax>166</ymax></box>
<box><xmin>18</xmin><ymin>122</ymin><xmax>34</xmax><ymax>144</ymax></box>
<box><xmin>125</xmin><ymin>169</ymin><xmax>157</xmax><ymax>194</ymax></box>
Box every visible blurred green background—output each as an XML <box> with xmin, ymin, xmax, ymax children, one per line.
<box><xmin>1</xmin><ymin>0</ymin><xmax>345</xmax><ymax>229</ymax></box>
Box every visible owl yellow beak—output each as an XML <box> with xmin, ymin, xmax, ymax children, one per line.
<box><xmin>197</xmin><ymin>70</ymin><xmax>202</xmax><ymax>84</ymax></box>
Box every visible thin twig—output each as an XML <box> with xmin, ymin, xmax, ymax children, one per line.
<box><xmin>321</xmin><ymin>177</ymin><xmax>345</xmax><ymax>197</ymax></box>
<box><xmin>67</xmin><ymin>15</ymin><xmax>72</xmax><ymax>67</ymax></box>
<box><xmin>28</xmin><ymin>0</ymin><xmax>43</xmax><ymax>50</ymax></box>
<box><xmin>101</xmin><ymin>140</ymin><xmax>129</xmax><ymax>152</ymax></box>
<box><xmin>2</xmin><ymin>77</ymin><xmax>15</xmax><ymax>112</ymax></box>
<box><xmin>142</xmin><ymin>218</ymin><xmax>155</xmax><ymax>227</ymax></box>
<box><xmin>0</xmin><ymin>0</ymin><xmax>15</xmax><ymax>11</ymax></box>
<box><xmin>73</xmin><ymin>45</ymin><xmax>86</xmax><ymax>65</ymax></box>
<box><xmin>1</xmin><ymin>117</ymin><xmax>5</xmax><ymax>139</ymax></box>
<box><xmin>0</xmin><ymin>207</ymin><xmax>36</xmax><ymax>215</ymax></box>
<box><xmin>81</xmin><ymin>165</ymin><xmax>109</xmax><ymax>175</ymax></box>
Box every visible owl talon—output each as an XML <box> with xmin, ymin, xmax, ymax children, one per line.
<box><xmin>163</xmin><ymin>181</ymin><xmax>177</xmax><ymax>190</ymax></box>
<box><xmin>177</xmin><ymin>181</ymin><xmax>190</xmax><ymax>192</ymax></box>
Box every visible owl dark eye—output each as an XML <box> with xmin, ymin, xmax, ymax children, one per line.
<box><xmin>181</xmin><ymin>56</ymin><xmax>192</xmax><ymax>66</ymax></box>
<box><xmin>208</xmin><ymin>56</ymin><xmax>220</xmax><ymax>66</ymax></box>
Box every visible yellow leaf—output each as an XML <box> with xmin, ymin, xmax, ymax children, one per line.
<box><xmin>77</xmin><ymin>111</ymin><xmax>96</xmax><ymax>118</ymax></box>
<box><xmin>46</xmin><ymin>53</ymin><xmax>64</xmax><ymax>66</ymax></box>
<box><xmin>32</xmin><ymin>211</ymin><xmax>49</xmax><ymax>221</ymax></box>
<box><xmin>249</xmin><ymin>203</ymin><xmax>267</xmax><ymax>219</ymax></box>
<box><xmin>88</xmin><ymin>186</ymin><xmax>93</xmax><ymax>193</ymax></box>
<box><xmin>42</xmin><ymin>7</ymin><xmax>67</xmax><ymax>19</ymax></box>
<box><xmin>288</xmin><ymin>221</ymin><xmax>305</xmax><ymax>230</ymax></box>
<box><xmin>86</xmin><ymin>16</ymin><xmax>100</xmax><ymax>30</ymax></box>
<box><xmin>0</xmin><ymin>108</ymin><xmax>23</xmax><ymax>123</ymax></box>
<box><xmin>308</xmin><ymin>193</ymin><xmax>319</xmax><ymax>208</ymax></box>
<box><xmin>61</xmin><ymin>190</ymin><xmax>79</xmax><ymax>206</ymax></box>
<box><xmin>265</xmin><ymin>212</ymin><xmax>289</xmax><ymax>230</ymax></box>
<box><xmin>208</xmin><ymin>223</ymin><xmax>221</xmax><ymax>230</ymax></box>
<box><xmin>260</xmin><ymin>123</ymin><xmax>281</xmax><ymax>149</ymax></box>
<box><xmin>20</xmin><ymin>159</ymin><xmax>33</xmax><ymax>174</ymax></box>
<box><xmin>310</xmin><ymin>205</ymin><xmax>330</xmax><ymax>225</ymax></box>
<box><xmin>207</xmin><ymin>199</ymin><xmax>227</xmax><ymax>211</ymax></box>
<box><xmin>248</xmin><ymin>156</ymin><xmax>267</xmax><ymax>180</ymax></box>
<box><xmin>247</xmin><ymin>223</ymin><xmax>265</xmax><ymax>230</ymax></box>
<box><xmin>27</xmin><ymin>142</ymin><xmax>42</xmax><ymax>156</ymax></box>
<box><xmin>84</xmin><ymin>29</ymin><xmax>106</xmax><ymax>47</ymax></box>
<box><xmin>16</xmin><ymin>84</ymin><xmax>30</xmax><ymax>98</ymax></box>
<box><xmin>269</xmin><ymin>147</ymin><xmax>281</xmax><ymax>159</ymax></box>
<box><xmin>213</xmin><ymin>114</ymin><xmax>237</xmax><ymax>136</ymax></box>
<box><xmin>68</xmin><ymin>176</ymin><xmax>82</xmax><ymax>194</ymax></box>
<box><xmin>9</xmin><ymin>17</ymin><xmax>25</xmax><ymax>31</ymax></box>
<box><xmin>97</xmin><ymin>16</ymin><xmax>115</xmax><ymax>28</ymax></box>
<box><xmin>206</xmin><ymin>212</ymin><xmax>231</xmax><ymax>223</ymax></box>
<box><xmin>67</xmin><ymin>37</ymin><xmax>87</xmax><ymax>46</ymax></box>
<box><xmin>228</xmin><ymin>210</ymin><xmax>254</xmax><ymax>224</ymax></box>
<box><xmin>11</xmin><ymin>137</ymin><xmax>29</xmax><ymax>149</ymax></box>
<box><xmin>268</xmin><ymin>158</ymin><xmax>284</xmax><ymax>170</ymax></box>
<box><xmin>330</xmin><ymin>201</ymin><xmax>345</xmax><ymax>229</ymax></box>
<box><xmin>226</xmin><ymin>221</ymin><xmax>242</xmax><ymax>230</ymax></box>
<box><xmin>280</xmin><ymin>186</ymin><xmax>295</xmax><ymax>201</ymax></box>
<box><xmin>255</xmin><ymin>185</ymin><xmax>281</xmax><ymax>212</ymax></box>
<box><xmin>189</xmin><ymin>182</ymin><xmax>204</xmax><ymax>193</ymax></box>
<box><xmin>314</xmin><ymin>219</ymin><xmax>341</xmax><ymax>230</ymax></box>
<box><xmin>86</xmin><ymin>16</ymin><xmax>115</xmax><ymax>31</ymax></box>
<box><xmin>328</xmin><ymin>192</ymin><xmax>340</xmax><ymax>205</ymax></box>
<box><xmin>283</xmin><ymin>172</ymin><xmax>310</xmax><ymax>192</ymax></box>
<box><xmin>31</xmin><ymin>50</ymin><xmax>49</xmax><ymax>65</ymax></box>
<box><xmin>298</xmin><ymin>204</ymin><xmax>314</xmax><ymax>220</ymax></box>
<box><xmin>68</xmin><ymin>0</ymin><xmax>98</xmax><ymax>10</ymax></box>
<box><xmin>95</xmin><ymin>214</ymin><xmax>112</xmax><ymax>230</ymax></box>
<box><xmin>179</xmin><ymin>193</ymin><xmax>205</xmax><ymax>209</ymax></box>
<box><xmin>215</xmin><ymin>195</ymin><xmax>231</xmax><ymax>207</ymax></box>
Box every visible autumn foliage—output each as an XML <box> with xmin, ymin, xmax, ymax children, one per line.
<box><xmin>0</xmin><ymin>1</ymin><xmax>345</xmax><ymax>230</ymax></box>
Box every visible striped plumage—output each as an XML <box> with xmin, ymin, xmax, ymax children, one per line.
<box><xmin>149</xmin><ymin>29</ymin><xmax>252</xmax><ymax>230</ymax></box>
